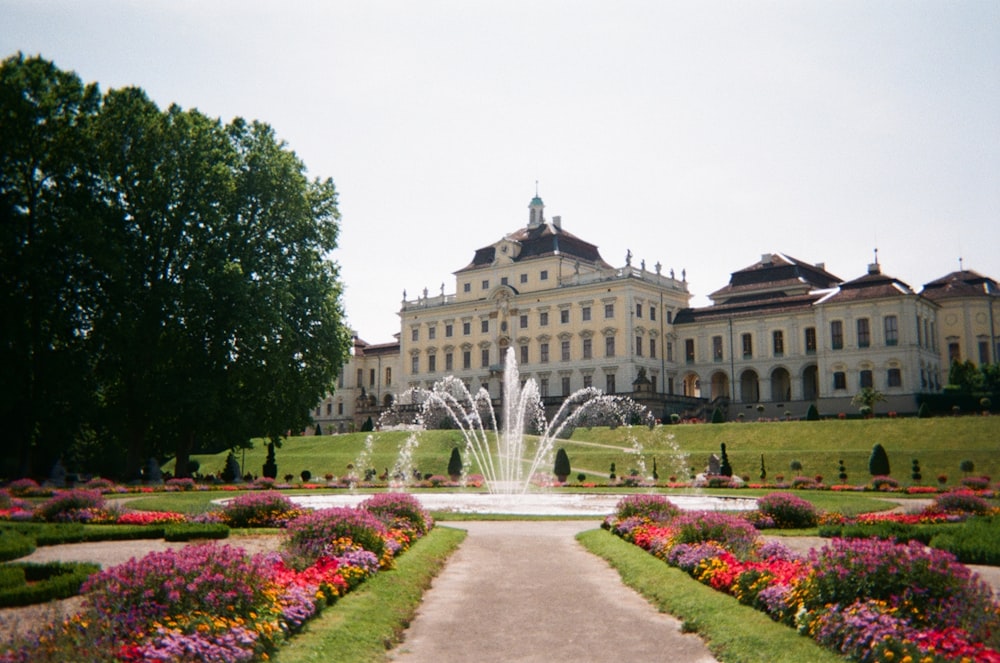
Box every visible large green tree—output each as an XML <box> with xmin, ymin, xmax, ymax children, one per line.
<box><xmin>0</xmin><ymin>54</ymin><xmax>103</xmax><ymax>477</ymax></box>
<box><xmin>0</xmin><ymin>55</ymin><xmax>350</xmax><ymax>480</ymax></box>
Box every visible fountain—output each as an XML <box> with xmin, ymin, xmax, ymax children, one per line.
<box><xmin>286</xmin><ymin>348</ymin><xmax>757</xmax><ymax>515</ymax></box>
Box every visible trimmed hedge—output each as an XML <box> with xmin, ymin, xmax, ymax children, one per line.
<box><xmin>930</xmin><ymin>515</ymin><xmax>1000</xmax><ymax>565</ymax></box>
<box><xmin>163</xmin><ymin>522</ymin><xmax>230</xmax><ymax>541</ymax></box>
<box><xmin>0</xmin><ymin>529</ymin><xmax>36</xmax><ymax>562</ymax></box>
<box><xmin>0</xmin><ymin>561</ymin><xmax>100</xmax><ymax>607</ymax></box>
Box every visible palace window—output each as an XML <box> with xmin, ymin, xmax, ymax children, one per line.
<box><xmin>481</xmin><ymin>319</ymin><xmax>489</xmax><ymax>333</ymax></box>
<box><xmin>884</xmin><ymin>315</ymin><xmax>898</xmax><ymax>346</ymax></box>
<box><xmin>582</xmin><ymin>338</ymin><xmax>592</xmax><ymax>359</ymax></box>
<box><xmin>604</xmin><ymin>303</ymin><xmax>614</xmax><ymax>318</ymax></box>
<box><xmin>805</xmin><ymin>327</ymin><xmax>817</xmax><ymax>354</ymax></box>
<box><xmin>539</xmin><ymin>311</ymin><xmax>549</xmax><ymax>326</ymax></box>
<box><xmin>561</xmin><ymin>340</ymin><xmax>570</xmax><ymax>361</ymax></box>
<box><xmin>560</xmin><ymin>309</ymin><xmax>570</xmax><ymax>324</ymax></box>
<box><xmin>540</xmin><ymin>342</ymin><xmax>549</xmax><ymax>363</ymax></box>
<box><xmin>685</xmin><ymin>339</ymin><xmax>695</xmax><ymax>363</ymax></box>
<box><xmin>411</xmin><ymin>328</ymin><xmax>419</xmax><ymax>341</ymax></box>
<box><xmin>463</xmin><ymin>322</ymin><xmax>471</xmax><ymax>335</ymax></box>
<box><xmin>520</xmin><ymin>314</ymin><xmax>528</xmax><ymax>329</ymax></box>
<box><xmin>741</xmin><ymin>333</ymin><xmax>753</xmax><ymax>358</ymax></box>
<box><xmin>445</xmin><ymin>353</ymin><xmax>453</xmax><ymax>371</ymax></box>
<box><xmin>605</xmin><ymin>336</ymin><xmax>615</xmax><ymax>358</ymax></box>
<box><xmin>772</xmin><ymin>330</ymin><xmax>784</xmax><ymax>356</ymax></box>
<box><xmin>411</xmin><ymin>355</ymin><xmax>419</xmax><ymax>374</ymax></box>
<box><xmin>888</xmin><ymin>368</ymin><xmax>902</xmax><ymax>387</ymax></box>
<box><xmin>482</xmin><ymin>280</ymin><xmax>489</xmax><ymax>290</ymax></box>
<box><xmin>857</xmin><ymin>318</ymin><xmax>871</xmax><ymax>348</ymax></box>
<box><xmin>713</xmin><ymin>336</ymin><xmax>723</xmax><ymax>361</ymax></box>
<box><xmin>520</xmin><ymin>345</ymin><xmax>529</xmax><ymax>364</ymax></box>
<box><xmin>540</xmin><ymin>270</ymin><xmax>548</xmax><ymax>280</ymax></box>
<box><xmin>428</xmin><ymin>326</ymin><xmax>436</xmax><ymax>340</ymax></box>
<box><xmin>636</xmin><ymin>303</ymin><xmax>643</xmax><ymax>318</ymax></box>
<box><xmin>463</xmin><ymin>351</ymin><xmax>471</xmax><ymax>369</ymax></box>
<box><xmin>860</xmin><ymin>370</ymin><xmax>874</xmax><ymax>389</ymax></box>
<box><xmin>649</xmin><ymin>338</ymin><xmax>656</xmax><ymax>359</ymax></box>
<box><xmin>561</xmin><ymin>376</ymin><xmax>571</xmax><ymax>395</ymax></box>
<box><xmin>428</xmin><ymin>355</ymin><xmax>436</xmax><ymax>372</ymax></box>
<box><xmin>481</xmin><ymin>348</ymin><xmax>490</xmax><ymax>367</ymax></box>
<box><xmin>831</xmin><ymin>321</ymin><xmax>844</xmax><ymax>350</ymax></box>
<box><xmin>635</xmin><ymin>335</ymin><xmax>642</xmax><ymax>357</ymax></box>
<box><xmin>833</xmin><ymin>371</ymin><xmax>846</xmax><ymax>390</ymax></box>
<box><xmin>606</xmin><ymin>374</ymin><xmax>616</xmax><ymax>394</ymax></box>
<box><xmin>582</xmin><ymin>306</ymin><xmax>591</xmax><ymax>322</ymax></box>
<box><xmin>445</xmin><ymin>324</ymin><xmax>453</xmax><ymax>338</ymax></box>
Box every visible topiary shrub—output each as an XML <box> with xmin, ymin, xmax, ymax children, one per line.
<box><xmin>719</xmin><ymin>443</ymin><xmax>733</xmax><ymax>477</ymax></box>
<box><xmin>917</xmin><ymin>402</ymin><xmax>931</xmax><ymax>418</ymax></box>
<box><xmin>553</xmin><ymin>448</ymin><xmax>571</xmax><ymax>482</ymax></box>
<box><xmin>756</xmin><ymin>491</ymin><xmax>819</xmax><ymax>528</ymax></box>
<box><xmin>805</xmin><ymin>403</ymin><xmax>820</xmax><ymax>421</ymax></box>
<box><xmin>711</xmin><ymin>407</ymin><xmax>725</xmax><ymax>423</ymax></box>
<box><xmin>447</xmin><ymin>447</ymin><xmax>463</xmax><ymax>480</ymax></box>
<box><xmin>300</xmin><ymin>470</ymin><xmax>312</xmax><ymax>483</ymax></box>
<box><xmin>868</xmin><ymin>443</ymin><xmax>891</xmax><ymax>476</ymax></box>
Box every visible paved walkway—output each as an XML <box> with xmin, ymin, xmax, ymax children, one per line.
<box><xmin>388</xmin><ymin>521</ymin><xmax>718</xmax><ymax>663</ymax></box>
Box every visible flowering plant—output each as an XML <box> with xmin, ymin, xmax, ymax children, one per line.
<box><xmin>220</xmin><ymin>491</ymin><xmax>305</xmax><ymax>528</ymax></box>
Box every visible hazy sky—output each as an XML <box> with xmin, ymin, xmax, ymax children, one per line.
<box><xmin>4</xmin><ymin>1</ymin><xmax>998</xmax><ymax>341</ymax></box>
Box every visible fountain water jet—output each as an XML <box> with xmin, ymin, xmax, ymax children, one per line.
<box><xmin>393</xmin><ymin>347</ymin><xmax>654</xmax><ymax>496</ymax></box>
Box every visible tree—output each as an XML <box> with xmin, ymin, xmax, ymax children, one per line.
<box><xmin>447</xmin><ymin>447</ymin><xmax>463</xmax><ymax>480</ymax></box>
<box><xmin>805</xmin><ymin>403</ymin><xmax>820</xmax><ymax>421</ymax></box>
<box><xmin>0</xmin><ymin>54</ymin><xmax>103</xmax><ymax>478</ymax></box>
<box><xmin>948</xmin><ymin>360</ymin><xmax>984</xmax><ymax>393</ymax></box>
<box><xmin>852</xmin><ymin>387</ymin><xmax>886</xmax><ymax>416</ymax></box>
<box><xmin>868</xmin><ymin>443</ymin><xmax>891</xmax><ymax>476</ymax></box>
<box><xmin>553</xmin><ymin>448</ymin><xmax>571</xmax><ymax>482</ymax></box>
<box><xmin>711</xmin><ymin>407</ymin><xmax>725</xmax><ymax>423</ymax></box>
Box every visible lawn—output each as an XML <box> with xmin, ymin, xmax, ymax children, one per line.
<box><xmin>162</xmin><ymin>417</ymin><xmax>1000</xmax><ymax>491</ymax></box>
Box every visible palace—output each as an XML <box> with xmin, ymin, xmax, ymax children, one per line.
<box><xmin>314</xmin><ymin>196</ymin><xmax>999</xmax><ymax>433</ymax></box>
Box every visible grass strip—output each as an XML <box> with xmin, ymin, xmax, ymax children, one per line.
<box><xmin>273</xmin><ymin>525</ymin><xmax>466</xmax><ymax>663</ymax></box>
<box><xmin>577</xmin><ymin>528</ymin><xmax>843</xmax><ymax>663</ymax></box>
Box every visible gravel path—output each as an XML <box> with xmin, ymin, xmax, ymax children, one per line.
<box><xmin>388</xmin><ymin>521</ymin><xmax>718</xmax><ymax>663</ymax></box>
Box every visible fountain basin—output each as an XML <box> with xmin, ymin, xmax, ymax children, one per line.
<box><xmin>287</xmin><ymin>492</ymin><xmax>758</xmax><ymax>517</ymax></box>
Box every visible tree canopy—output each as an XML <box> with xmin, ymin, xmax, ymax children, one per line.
<box><xmin>1</xmin><ymin>53</ymin><xmax>351</xmax><ymax>480</ymax></box>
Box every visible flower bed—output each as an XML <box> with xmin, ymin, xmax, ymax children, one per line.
<box><xmin>604</xmin><ymin>493</ymin><xmax>1000</xmax><ymax>662</ymax></box>
<box><xmin>0</xmin><ymin>493</ymin><xmax>433</xmax><ymax>662</ymax></box>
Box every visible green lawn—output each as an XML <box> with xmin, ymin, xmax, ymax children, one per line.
<box><xmin>163</xmin><ymin>417</ymin><xmax>1000</xmax><ymax>491</ymax></box>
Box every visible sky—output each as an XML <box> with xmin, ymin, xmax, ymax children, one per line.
<box><xmin>4</xmin><ymin>1</ymin><xmax>999</xmax><ymax>342</ymax></box>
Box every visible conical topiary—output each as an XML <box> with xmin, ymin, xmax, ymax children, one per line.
<box><xmin>719</xmin><ymin>443</ymin><xmax>733</xmax><ymax>477</ymax></box>
<box><xmin>553</xmin><ymin>448</ymin><xmax>571</xmax><ymax>482</ymax></box>
<box><xmin>806</xmin><ymin>403</ymin><xmax>820</xmax><ymax>421</ymax></box>
<box><xmin>868</xmin><ymin>443</ymin><xmax>891</xmax><ymax>476</ymax></box>
<box><xmin>447</xmin><ymin>447</ymin><xmax>463</xmax><ymax>480</ymax></box>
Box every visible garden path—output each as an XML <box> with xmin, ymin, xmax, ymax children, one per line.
<box><xmin>388</xmin><ymin>521</ymin><xmax>718</xmax><ymax>663</ymax></box>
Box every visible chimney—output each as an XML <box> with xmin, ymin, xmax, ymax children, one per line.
<box><xmin>552</xmin><ymin>215</ymin><xmax>561</xmax><ymax>229</ymax></box>
<box><xmin>868</xmin><ymin>263</ymin><xmax>881</xmax><ymax>275</ymax></box>
<box><xmin>761</xmin><ymin>253</ymin><xmax>772</xmax><ymax>265</ymax></box>
<box><xmin>815</xmin><ymin>262</ymin><xmax>825</xmax><ymax>270</ymax></box>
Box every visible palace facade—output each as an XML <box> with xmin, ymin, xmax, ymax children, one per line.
<box><xmin>314</xmin><ymin>196</ymin><xmax>999</xmax><ymax>432</ymax></box>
